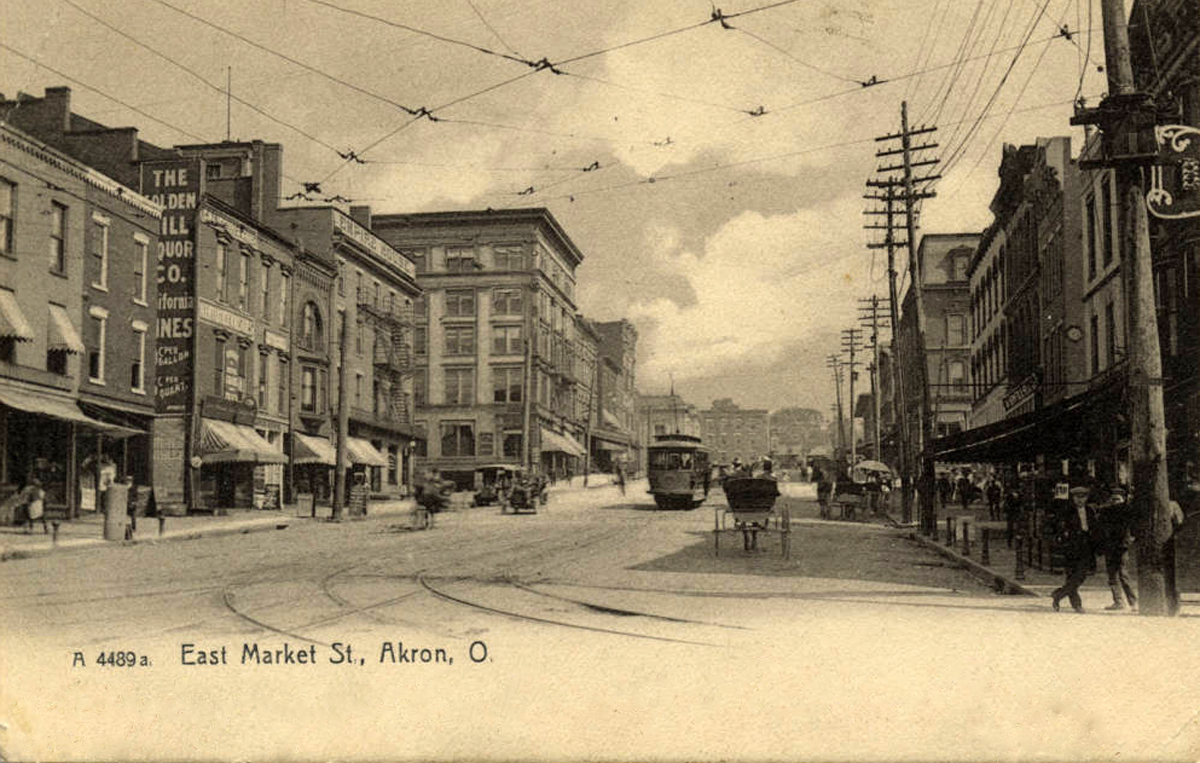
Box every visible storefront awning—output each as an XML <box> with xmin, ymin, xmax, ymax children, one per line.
<box><xmin>540</xmin><ymin>428</ymin><xmax>586</xmax><ymax>457</ymax></box>
<box><xmin>200</xmin><ymin>418</ymin><xmax>287</xmax><ymax>464</ymax></box>
<box><xmin>47</xmin><ymin>304</ymin><xmax>85</xmax><ymax>354</ymax></box>
<box><xmin>293</xmin><ymin>432</ymin><xmax>336</xmax><ymax>466</ymax></box>
<box><xmin>0</xmin><ymin>388</ymin><xmax>142</xmax><ymax>437</ymax></box>
<box><xmin>594</xmin><ymin>439</ymin><xmax>626</xmax><ymax>451</ymax></box>
<box><xmin>602</xmin><ymin>409</ymin><xmax>622</xmax><ymax>428</ymax></box>
<box><xmin>346</xmin><ymin>437</ymin><xmax>387</xmax><ymax>467</ymax></box>
<box><xmin>932</xmin><ymin>390</ymin><xmax>1094</xmax><ymax>463</ymax></box>
<box><xmin>0</xmin><ymin>291</ymin><xmax>33</xmax><ymax>342</ymax></box>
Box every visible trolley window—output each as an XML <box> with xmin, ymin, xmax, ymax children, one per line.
<box><xmin>667</xmin><ymin>452</ymin><xmax>681</xmax><ymax>469</ymax></box>
<box><xmin>649</xmin><ymin>451</ymin><xmax>669</xmax><ymax>469</ymax></box>
<box><xmin>679</xmin><ymin>452</ymin><xmax>693</xmax><ymax>469</ymax></box>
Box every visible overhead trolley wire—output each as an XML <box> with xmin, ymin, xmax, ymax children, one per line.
<box><xmin>0</xmin><ymin>41</ymin><xmax>208</xmax><ymax>143</ymax></box>
<box><xmin>463</xmin><ymin>0</ymin><xmax>522</xmax><ymax>57</ymax></box>
<box><xmin>141</xmin><ymin>0</ymin><xmax>426</xmax><ymax>116</ymax></box>
<box><xmin>734</xmin><ymin>26</ymin><xmax>865</xmax><ymax>85</ymax></box>
<box><xmin>56</xmin><ymin>0</ymin><xmax>346</xmax><ymax>156</ymax></box>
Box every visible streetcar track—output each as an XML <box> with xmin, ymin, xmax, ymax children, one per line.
<box><xmin>503</xmin><ymin>578</ymin><xmax>752</xmax><ymax>630</ymax></box>
<box><xmin>418</xmin><ymin>574</ymin><xmax>720</xmax><ymax>647</ymax></box>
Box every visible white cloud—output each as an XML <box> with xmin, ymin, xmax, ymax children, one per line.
<box><xmin>629</xmin><ymin>193</ymin><xmax>873</xmax><ymax>391</ymax></box>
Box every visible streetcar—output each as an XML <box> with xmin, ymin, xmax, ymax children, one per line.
<box><xmin>646</xmin><ymin>434</ymin><xmax>711</xmax><ymax>510</ymax></box>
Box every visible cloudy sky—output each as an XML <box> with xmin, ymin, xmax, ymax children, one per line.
<box><xmin>2</xmin><ymin>0</ymin><xmax>1114</xmax><ymax>416</ymax></box>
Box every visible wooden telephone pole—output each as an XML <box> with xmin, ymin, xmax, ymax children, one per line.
<box><xmin>857</xmin><ymin>295</ymin><xmax>891</xmax><ymax>461</ymax></box>
<box><xmin>841</xmin><ymin>328</ymin><xmax>864</xmax><ymax>465</ymax></box>
<box><xmin>866</xmin><ymin>106</ymin><xmax>939</xmax><ymax>525</ymax></box>
<box><xmin>1071</xmin><ymin>0</ymin><xmax>1174</xmax><ymax>615</ymax></box>
<box><xmin>826</xmin><ymin>354</ymin><xmax>846</xmax><ymax>460</ymax></box>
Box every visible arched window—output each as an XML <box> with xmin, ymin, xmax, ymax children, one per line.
<box><xmin>302</xmin><ymin>302</ymin><xmax>323</xmax><ymax>350</ymax></box>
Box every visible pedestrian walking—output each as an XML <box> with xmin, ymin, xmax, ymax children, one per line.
<box><xmin>958</xmin><ymin>472</ymin><xmax>973</xmax><ymax>512</ymax></box>
<box><xmin>1003</xmin><ymin>485</ymin><xmax>1022</xmax><ymax>548</ymax></box>
<box><xmin>937</xmin><ymin>474</ymin><xmax>951</xmax><ymax>509</ymax></box>
<box><xmin>986</xmin><ymin>478</ymin><xmax>1002</xmax><ymax>521</ymax></box>
<box><xmin>1165</xmin><ymin>497</ymin><xmax>1186</xmax><ymax>616</ymax></box>
<box><xmin>1051</xmin><ymin>485</ymin><xmax>1097</xmax><ymax>613</ymax></box>
<box><xmin>23</xmin><ymin>478</ymin><xmax>47</xmax><ymax>535</ymax></box>
<box><xmin>614</xmin><ymin>462</ymin><xmax>626</xmax><ymax>496</ymax></box>
<box><xmin>1096</xmin><ymin>485</ymin><xmax>1136</xmax><ymax>611</ymax></box>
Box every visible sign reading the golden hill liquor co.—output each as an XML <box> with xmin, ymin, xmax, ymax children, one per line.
<box><xmin>1148</xmin><ymin>125</ymin><xmax>1200</xmax><ymax>220</ymax></box>
<box><xmin>141</xmin><ymin>159</ymin><xmax>202</xmax><ymax>414</ymax></box>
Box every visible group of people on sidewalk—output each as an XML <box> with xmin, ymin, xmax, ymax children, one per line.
<box><xmin>1049</xmin><ymin>482</ymin><xmax>1188</xmax><ymax>615</ymax></box>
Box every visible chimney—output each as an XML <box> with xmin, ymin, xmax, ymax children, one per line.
<box><xmin>260</xmin><ymin>143</ymin><xmax>283</xmax><ymax>219</ymax></box>
<box><xmin>349</xmin><ymin>205</ymin><xmax>372</xmax><ymax>229</ymax></box>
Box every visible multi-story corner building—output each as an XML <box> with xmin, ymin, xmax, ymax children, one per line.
<box><xmin>897</xmin><ymin>233</ymin><xmax>979</xmax><ymax>467</ymax></box>
<box><xmin>1130</xmin><ymin>0</ymin><xmax>1200</xmax><ymax>487</ymax></box>
<box><xmin>370</xmin><ymin>208</ymin><xmax>586</xmax><ymax>488</ymax></box>
<box><xmin>593</xmin><ymin>320</ymin><xmax>638</xmax><ymax>469</ymax></box>
<box><xmin>968</xmin><ymin>138</ymin><xmax>1084</xmax><ymax>428</ymax></box>
<box><xmin>0</xmin><ymin>123</ymin><xmax>161</xmax><ymax>519</ymax></box>
<box><xmin>700</xmin><ymin>398</ymin><xmax>770</xmax><ymax>464</ymax></box>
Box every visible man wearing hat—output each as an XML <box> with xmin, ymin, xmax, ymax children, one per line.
<box><xmin>1096</xmin><ymin>485</ymin><xmax>1137</xmax><ymax>611</ymax></box>
<box><xmin>1051</xmin><ymin>484</ymin><xmax>1099</xmax><ymax>613</ymax></box>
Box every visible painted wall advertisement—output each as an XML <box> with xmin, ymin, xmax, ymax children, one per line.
<box><xmin>141</xmin><ymin>159</ymin><xmax>201</xmax><ymax>415</ymax></box>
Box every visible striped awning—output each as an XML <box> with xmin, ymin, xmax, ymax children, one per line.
<box><xmin>200</xmin><ymin>418</ymin><xmax>287</xmax><ymax>464</ymax></box>
<box><xmin>539</xmin><ymin>427</ymin><xmax>585</xmax><ymax>457</ymax></box>
<box><xmin>0</xmin><ymin>290</ymin><xmax>34</xmax><ymax>342</ymax></box>
<box><xmin>47</xmin><ymin>304</ymin><xmax>85</xmax><ymax>354</ymax></box>
<box><xmin>0</xmin><ymin>388</ymin><xmax>142</xmax><ymax>436</ymax></box>
<box><xmin>293</xmin><ymin>432</ymin><xmax>336</xmax><ymax>466</ymax></box>
<box><xmin>346</xmin><ymin>437</ymin><xmax>387</xmax><ymax>467</ymax></box>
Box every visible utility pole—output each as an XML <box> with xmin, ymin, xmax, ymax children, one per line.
<box><xmin>332</xmin><ymin>307</ymin><xmax>351</xmax><ymax>521</ymax></box>
<box><xmin>869</xmin><ymin>103</ymin><xmax>940</xmax><ymax>533</ymax></box>
<box><xmin>857</xmin><ymin>295</ymin><xmax>890</xmax><ymax>461</ymax></box>
<box><xmin>865</xmin><ymin>185</ymin><xmax>913</xmax><ymax>522</ymax></box>
<box><xmin>826</xmin><ymin>354</ymin><xmax>846</xmax><ymax>461</ymax></box>
<box><xmin>841</xmin><ymin>328</ymin><xmax>864</xmax><ymax>465</ymax></box>
<box><xmin>1071</xmin><ymin>0</ymin><xmax>1173</xmax><ymax>615</ymax></box>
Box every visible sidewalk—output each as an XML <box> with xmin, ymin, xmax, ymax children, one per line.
<box><xmin>892</xmin><ymin>500</ymin><xmax>1193</xmax><ymax>613</ymax></box>
<box><xmin>0</xmin><ymin>496</ymin><xmax>420</xmax><ymax>561</ymax></box>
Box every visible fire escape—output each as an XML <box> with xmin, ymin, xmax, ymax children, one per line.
<box><xmin>358</xmin><ymin>298</ymin><xmax>414</xmax><ymax>430</ymax></box>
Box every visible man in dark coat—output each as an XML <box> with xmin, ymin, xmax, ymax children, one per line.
<box><xmin>1096</xmin><ymin>485</ymin><xmax>1137</xmax><ymax>611</ymax></box>
<box><xmin>1051</xmin><ymin>486</ymin><xmax>1098</xmax><ymax>613</ymax></box>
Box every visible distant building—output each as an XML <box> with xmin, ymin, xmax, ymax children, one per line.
<box><xmin>700</xmin><ymin>398</ymin><xmax>770</xmax><ymax>464</ymax></box>
<box><xmin>767</xmin><ymin>407</ymin><xmax>825</xmax><ymax>460</ymax></box>
<box><xmin>371</xmin><ymin>209</ymin><xmax>587</xmax><ymax>488</ymax></box>
<box><xmin>592</xmin><ymin>320</ymin><xmax>638</xmax><ymax>470</ymax></box>
<box><xmin>897</xmin><ymin>233</ymin><xmax>979</xmax><ymax>469</ymax></box>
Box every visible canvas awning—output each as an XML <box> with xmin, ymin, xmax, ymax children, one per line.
<box><xmin>46</xmin><ymin>304</ymin><xmax>85</xmax><ymax>354</ymax></box>
<box><xmin>199</xmin><ymin>418</ymin><xmax>287</xmax><ymax>464</ymax></box>
<box><xmin>346</xmin><ymin>437</ymin><xmax>387</xmax><ymax>467</ymax></box>
<box><xmin>593</xmin><ymin>439</ymin><xmax>626</xmax><ymax>451</ymax></box>
<box><xmin>540</xmin><ymin>428</ymin><xmax>586</xmax><ymax>457</ymax></box>
<box><xmin>0</xmin><ymin>291</ymin><xmax>34</xmax><ymax>342</ymax></box>
<box><xmin>0</xmin><ymin>388</ymin><xmax>142</xmax><ymax>437</ymax></box>
<box><xmin>601</xmin><ymin>409</ymin><xmax>622</xmax><ymax>428</ymax></box>
<box><xmin>293</xmin><ymin>432</ymin><xmax>336</xmax><ymax>466</ymax></box>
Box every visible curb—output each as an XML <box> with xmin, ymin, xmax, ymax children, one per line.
<box><xmin>0</xmin><ymin>519</ymin><xmax>291</xmax><ymax>563</ymax></box>
<box><xmin>906</xmin><ymin>530</ymin><xmax>1041</xmax><ymax>597</ymax></box>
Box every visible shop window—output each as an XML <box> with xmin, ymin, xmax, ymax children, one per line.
<box><xmin>440</xmin><ymin>421</ymin><xmax>475</xmax><ymax>457</ymax></box>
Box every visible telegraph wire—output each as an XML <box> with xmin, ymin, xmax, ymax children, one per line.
<box><xmin>902</xmin><ymin>0</ymin><xmax>948</xmax><ymax>102</ymax></box>
<box><xmin>0</xmin><ymin>41</ymin><xmax>208</xmax><ymax>143</ymax></box>
<box><xmin>734</xmin><ymin>26</ymin><xmax>865</xmax><ymax>85</ymax></box>
<box><xmin>141</xmin><ymin>0</ymin><xmax>426</xmax><ymax>116</ymax></box>
<box><xmin>294</xmin><ymin>0</ymin><xmax>533</xmax><ymax>68</ymax></box>
<box><xmin>464</xmin><ymin>0</ymin><xmax>522</xmax><ymax>57</ymax></box>
<box><xmin>934</xmin><ymin>0</ymin><xmax>1055</xmax><ymax>181</ymax></box>
<box><xmin>925</xmin><ymin>0</ymin><xmax>988</xmax><ymax>128</ymax></box>
<box><xmin>56</xmin><ymin>0</ymin><xmax>346</xmax><ymax>156</ymax></box>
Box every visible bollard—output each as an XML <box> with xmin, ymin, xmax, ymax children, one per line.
<box><xmin>51</xmin><ymin>521</ymin><xmax>59</xmax><ymax>547</ymax></box>
<box><xmin>713</xmin><ymin>508</ymin><xmax>720</xmax><ymax>557</ymax></box>
<box><xmin>782</xmin><ymin>509</ymin><xmax>791</xmax><ymax>559</ymax></box>
<box><xmin>962</xmin><ymin>519</ymin><xmax>970</xmax><ymax>556</ymax></box>
<box><xmin>945</xmin><ymin>516</ymin><xmax>953</xmax><ymax>545</ymax></box>
<box><xmin>1015</xmin><ymin>535</ymin><xmax>1025</xmax><ymax>580</ymax></box>
<box><xmin>981</xmin><ymin>527</ymin><xmax>990</xmax><ymax>565</ymax></box>
<box><xmin>158</xmin><ymin>515</ymin><xmax>166</xmax><ymax>536</ymax></box>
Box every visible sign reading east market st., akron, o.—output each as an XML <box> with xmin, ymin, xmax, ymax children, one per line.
<box><xmin>141</xmin><ymin>159</ymin><xmax>201</xmax><ymax>415</ymax></box>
